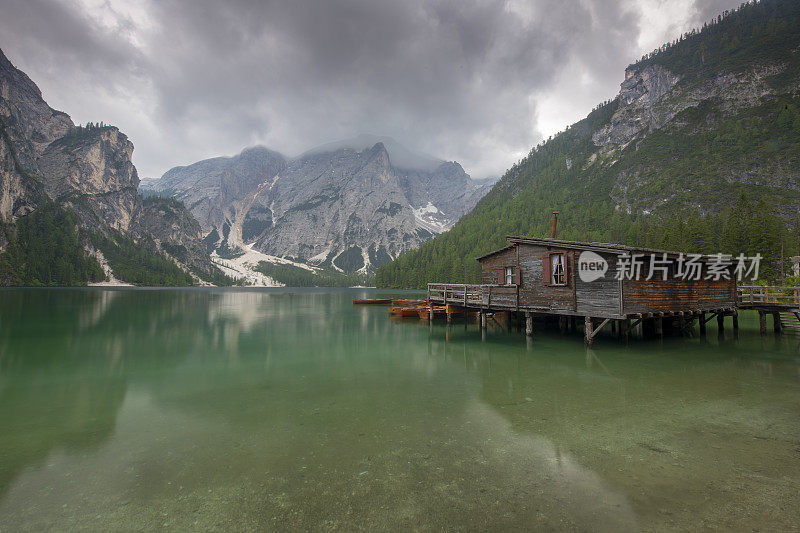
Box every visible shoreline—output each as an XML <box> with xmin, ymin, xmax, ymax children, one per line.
<box><xmin>88</xmin><ymin>280</ymin><xmax>136</xmax><ymax>287</ymax></box>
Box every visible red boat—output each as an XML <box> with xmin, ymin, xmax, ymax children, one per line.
<box><xmin>392</xmin><ymin>299</ymin><xmax>427</xmax><ymax>306</ymax></box>
<box><xmin>389</xmin><ymin>306</ymin><xmax>423</xmax><ymax>317</ymax></box>
<box><xmin>418</xmin><ymin>306</ymin><xmax>445</xmax><ymax>319</ymax></box>
<box><xmin>353</xmin><ymin>298</ymin><xmax>393</xmax><ymax>305</ymax></box>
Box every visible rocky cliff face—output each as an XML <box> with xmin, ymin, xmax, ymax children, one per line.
<box><xmin>37</xmin><ymin>126</ymin><xmax>139</xmax><ymax>232</ymax></box>
<box><xmin>0</xmin><ymin>47</ymin><xmax>222</xmax><ymax>282</ymax></box>
<box><xmin>585</xmin><ymin>53</ymin><xmax>800</xmax><ymax>219</ymax></box>
<box><xmin>0</xmin><ymin>48</ymin><xmax>71</xmax><ymax>219</ymax></box>
<box><xmin>591</xmin><ymin>65</ymin><xmax>681</xmax><ymax>149</ymax></box>
<box><xmin>133</xmin><ymin>196</ymin><xmax>214</xmax><ymax>277</ymax></box>
<box><xmin>251</xmin><ymin>142</ymin><xmax>426</xmax><ymax>270</ymax></box>
<box><xmin>142</xmin><ymin>138</ymin><xmax>493</xmax><ymax>272</ymax></box>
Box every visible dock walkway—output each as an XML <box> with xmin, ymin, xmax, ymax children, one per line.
<box><xmin>427</xmin><ymin>283</ymin><xmax>800</xmax><ymax>342</ymax></box>
<box><xmin>737</xmin><ymin>285</ymin><xmax>800</xmax><ymax>333</ymax></box>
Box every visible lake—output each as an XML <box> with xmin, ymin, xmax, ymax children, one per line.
<box><xmin>0</xmin><ymin>288</ymin><xmax>798</xmax><ymax>531</ymax></box>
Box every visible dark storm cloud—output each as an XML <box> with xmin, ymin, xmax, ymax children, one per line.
<box><xmin>135</xmin><ymin>0</ymin><xmax>642</xmax><ymax>175</ymax></box>
<box><xmin>0</xmin><ymin>0</ymin><xmax>745</xmax><ymax>178</ymax></box>
<box><xmin>0</xmin><ymin>0</ymin><xmax>142</xmax><ymax>85</ymax></box>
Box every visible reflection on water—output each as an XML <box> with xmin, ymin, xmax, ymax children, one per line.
<box><xmin>0</xmin><ymin>288</ymin><xmax>798</xmax><ymax>531</ymax></box>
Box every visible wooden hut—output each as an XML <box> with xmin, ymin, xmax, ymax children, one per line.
<box><xmin>427</xmin><ymin>236</ymin><xmax>739</xmax><ymax>345</ymax></box>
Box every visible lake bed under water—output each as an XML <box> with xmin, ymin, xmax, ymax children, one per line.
<box><xmin>0</xmin><ymin>288</ymin><xmax>798</xmax><ymax>531</ymax></box>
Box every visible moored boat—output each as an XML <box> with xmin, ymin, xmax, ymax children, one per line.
<box><xmin>418</xmin><ymin>306</ymin><xmax>446</xmax><ymax>319</ymax></box>
<box><xmin>353</xmin><ymin>298</ymin><xmax>393</xmax><ymax>305</ymax></box>
<box><xmin>392</xmin><ymin>299</ymin><xmax>427</xmax><ymax>306</ymax></box>
<box><xmin>389</xmin><ymin>306</ymin><xmax>424</xmax><ymax>317</ymax></box>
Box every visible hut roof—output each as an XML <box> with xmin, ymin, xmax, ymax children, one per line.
<box><xmin>476</xmin><ymin>236</ymin><xmax>711</xmax><ymax>262</ymax></box>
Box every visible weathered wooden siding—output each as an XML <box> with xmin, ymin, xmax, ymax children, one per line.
<box><xmin>478</xmin><ymin>243</ymin><xmax>582</xmax><ymax>313</ymax></box>
<box><xmin>517</xmin><ymin>243</ymin><xmax>575</xmax><ymax>312</ymax></box>
<box><xmin>576</xmin><ymin>252</ymin><xmax>621</xmax><ymax>317</ymax></box>
<box><xmin>480</xmin><ymin>247</ymin><xmax>517</xmax><ymax>285</ymax></box>
<box><xmin>622</xmin><ymin>277</ymin><xmax>736</xmax><ymax>313</ymax></box>
<box><xmin>484</xmin><ymin>286</ymin><xmax>518</xmax><ymax>308</ymax></box>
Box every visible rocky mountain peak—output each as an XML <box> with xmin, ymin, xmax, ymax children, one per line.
<box><xmin>300</xmin><ymin>134</ymin><xmax>442</xmax><ymax>171</ymax></box>
<box><xmin>0</xmin><ymin>50</ymin><xmax>72</xmax><ymax>154</ymax></box>
<box><xmin>143</xmin><ymin>136</ymin><xmax>494</xmax><ymax>276</ymax></box>
<box><xmin>365</xmin><ymin>142</ymin><xmax>392</xmax><ymax>174</ymax></box>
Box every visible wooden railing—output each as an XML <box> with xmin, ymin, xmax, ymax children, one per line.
<box><xmin>738</xmin><ymin>285</ymin><xmax>800</xmax><ymax>306</ymax></box>
<box><xmin>427</xmin><ymin>283</ymin><xmax>518</xmax><ymax>309</ymax></box>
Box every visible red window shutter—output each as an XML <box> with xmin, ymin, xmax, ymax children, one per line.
<box><xmin>515</xmin><ymin>267</ymin><xmax>521</xmax><ymax>285</ymax></box>
<box><xmin>563</xmin><ymin>252</ymin><xmax>569</xmax><ymax>284</ymax></box>
<box><xmin>498</xmin><ymin>267</ymin><xmax>505</xmax><ymax>285</ymax></box>
<box><xmin>542</xmin><ymin>253</ymin><xmax>551</xmax><ymax>285</ymax></box>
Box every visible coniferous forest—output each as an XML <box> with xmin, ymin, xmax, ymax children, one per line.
<box><xmin>0</xmin><ymin>203</ymin><xmax>106</xmax><ymax>286</ymax></box>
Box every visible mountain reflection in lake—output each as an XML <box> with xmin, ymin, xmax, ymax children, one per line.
<box><xmin>0</xmin><ymin>288</ymin><xmax>798</xmax><ymax>531</ymax></box>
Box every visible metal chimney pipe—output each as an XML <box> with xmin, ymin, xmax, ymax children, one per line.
<box><xmin>551</xmin><ymin>211</ymin><xmax>559</xmax><ymax>239</ymax></box>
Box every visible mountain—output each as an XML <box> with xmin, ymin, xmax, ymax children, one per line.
<box><xmin>0</xmin><ymin>48</ymin><xmax>227</xmax><ymax>286</ymax></box>
<box><xmin>377</xmin><ymin>0</ymin><xmax>800</xmax><ymax>288</ymax></box>
<box><xmin>141</xmin><ymin>137</ymin><xmax>492</xmax><ymax>275</ymax></box>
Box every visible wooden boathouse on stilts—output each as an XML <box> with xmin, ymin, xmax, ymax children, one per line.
<box><xmin>426</xmin><ymin>235</ymin><xmax>765</xmax><ymax>346</ymax></box>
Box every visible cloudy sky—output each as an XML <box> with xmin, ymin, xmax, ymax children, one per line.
<box><xmin>0</xmin><ymin>0</ymin><xmax>741</xmax><ymax>179</ymax></box>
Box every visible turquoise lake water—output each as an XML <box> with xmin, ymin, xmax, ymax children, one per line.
<box><xmin>0</xmin><ymin>288</ymin><xmax>798</xmax><ymax>531</ymax></box>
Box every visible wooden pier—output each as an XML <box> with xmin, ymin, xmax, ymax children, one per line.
<box><xmin>424</xmin><ymin>236</ymin><xmax>799</xmax><ymax>345</ymax></box>
<box><xmin>738</xmin><ymin>285</ymin><xmax>800</xmax><ymax>334</ymax></box>
<box><xmin>427</xmin><ymin>282</ymin><xmax>744</xmax><ymax>345</ymax></box>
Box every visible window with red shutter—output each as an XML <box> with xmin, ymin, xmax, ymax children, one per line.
<box><xmin>542</xmin><ymin>253</ymin><xmax>551</xmax><ymax>285</ymax></box>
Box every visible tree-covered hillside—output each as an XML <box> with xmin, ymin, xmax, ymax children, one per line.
<box><xmin>377</xmin><ymin>0</ymin><xmax>800</xmax><ymax>288</ymax></box>
<box><xmin>0</xmin><ymin>203</ymin><xmax>106</xmax><ymax>286</ymax></box>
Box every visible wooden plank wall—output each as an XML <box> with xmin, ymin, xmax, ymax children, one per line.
<box><xmin>480</xmin><ymin>243</ymin><xmax>578</xmax><ymax>312</ymax></box>
<box><xmin>576</xmin><ymin>252</ymin><xmax>621</xmax><ymax>316</ymax></box>
<box><xmin>488</xmin><ymin>287</ymin><xmax>519</xmax><ymax>308</ymax></box>
<box><xmin>479</xmin><ymin>248</ymin><xmax>515</xmax><ymax>284</ymax></box>
<box><xmin>518</xmin><ymin>244</ymin><xmax>575</xmax><ymax>312</ymax></box>
<box><xmin>623</xmin><ymin>277</ymin><xmax>736</xmax><ymax>313</ymax></box>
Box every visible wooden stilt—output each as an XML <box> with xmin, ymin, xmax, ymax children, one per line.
<box><xmin>584</xmin><ymin>316</ymin><xmax>594</xmax><ymax>346</ymax></box>
<box><xmin>759</xmin><ymin>311</ymin><xmax>766</xmax><ymax>335</ymax></box>
<box><xmin>699</xmin><ymin>313</ymin><xmax>706</xmax><ymax>335</ymax></box>
<box><xmin>655</xmin><ymin>316</ymin><xmax>663</xmax><ymax>338</ymax></box>
<box><xmin>717</xmin><ymin>312</ymin><xmax>725</xmax><ymax>332</ymax></box>
<box><xmin>773</xmin><ymin>311</ymin><xmax>782</xmax><ymax>333</ymax></box>
<box><xmin>622</xmin><ymin>318</ymin><xmax>630</xmax><ymax>343</ymax></box>
<box><xmin>732</xmin><ymin>310</ymin><xmax>739</xmax><ymax>331</ymax></box>
<box><xmin>611</xmin><ymin>320</ymin><xmax>617</xmax><ymax>335</ymax></box>
<box><xmin>525</xmin><ymin>312</ymin><xmax>533</xmax><ymax>338</ymax></box>
<box><xmin>480</xmin><ymin>311</ymin><xmax>487</xmax><ymax>330</ymax></box>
